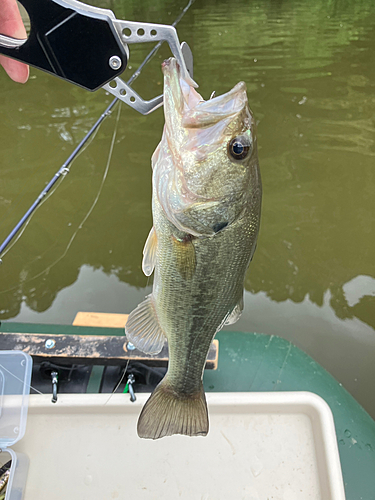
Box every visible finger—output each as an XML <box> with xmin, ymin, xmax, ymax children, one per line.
<box><xmin>0</xmin><ymin>55</ymin><xmax>29</xmax><ymax>83</ymax></box>
<box><xmin>0</xmin><ymin>0</ymin><xmax>29</xmax><ymax>82</ymax></box>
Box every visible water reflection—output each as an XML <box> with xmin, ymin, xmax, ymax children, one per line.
<box><xmin>0</xmin><ymin>0</ymin><xmax>374</xmax><ymax>412</ymax></box>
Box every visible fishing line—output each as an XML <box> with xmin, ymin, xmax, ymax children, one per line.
<box><xmin>34</xmin><ymin>102</ymin><xmax>121</xmax><ymax>273</ymax></box>
<box><xmin>74</xmin><ymin>103</ymin><xmax>121</xmax><ymax>232</ymax></box>
<box><xmin>0</xmin><ymin>363</ymin><xmax>44</xmax><ymax>395</ymax></box>
<box><xmin>103</xmin><ymin>359</ymin><xmax>130</xmax><ymax>405</ymax></box>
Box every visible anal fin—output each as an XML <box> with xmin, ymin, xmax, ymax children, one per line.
<box><xmin>125</xmin><ymin>295</ymin><xmax>166</xmax><ymax>354</ymax></box>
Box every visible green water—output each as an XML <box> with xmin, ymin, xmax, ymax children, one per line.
<box><xmin>0</xmin><ymin>0</ymin><xmax>374</xmax><ymax>416</ymax></box>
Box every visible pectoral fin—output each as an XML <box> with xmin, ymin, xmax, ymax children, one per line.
<box><xmin>125</xmin><ymin>295</ymin><xmax>166</xmax><ymax>354</ymax></box>
<box><xmin>225</xmin><ymin>296</ymin><xmax>244</xmax><ymax>325</ymax></box>
<box><xmin>172</xmin><ymin>235</ymin><xmax>196</xmax><ymax>280</ymax></box>
<box><xmin>142</xmin><ymin>227</ymin><xmax>157</xmax><ymax>277</ymax></box>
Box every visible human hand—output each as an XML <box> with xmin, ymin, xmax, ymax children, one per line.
<box><xmin>0</xmin><ymin>0</ymin><xmax>29</xmax><ymax>83</ymax></box>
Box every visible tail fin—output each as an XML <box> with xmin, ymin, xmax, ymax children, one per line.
<box><xmin>137</xmin><ymin>378</ymin><xmax>209</xmax><ymax>439</ymax></box>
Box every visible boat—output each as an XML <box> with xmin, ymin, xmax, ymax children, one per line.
<box><xmin>1</xmin><ymin>316</ymin><xmax>374</xmax><ymax>499</ymax></box>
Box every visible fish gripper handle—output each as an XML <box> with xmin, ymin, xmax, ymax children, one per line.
<box><xmin>0</xmin><ymin>0</ymin><xmax>128</xmax><ymax>91</ymax></box>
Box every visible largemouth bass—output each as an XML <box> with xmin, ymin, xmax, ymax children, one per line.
<box><xmin>125</xmin><ymin>58</ymin><xmax>262</xmax><ymax>439</ymax></box>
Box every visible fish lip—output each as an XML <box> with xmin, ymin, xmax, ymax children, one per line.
<box><xmin>162</xmin><ymin>57</ymin><xmax>178</xmax><ymax>70</ymax></box>
<box><xmin>162</xmin><ymin>57</ymin><xmax>181</xmax><ymax>79</ymax></box>
<box><xmin>162</xmin><ymin>57</ymin><xmax>197</xmax><ymax>88</ymax></box>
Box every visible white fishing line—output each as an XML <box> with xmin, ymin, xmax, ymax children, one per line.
<box><xmin>24</xmin><ymin>102</ymin><xmax>121</xmax><ymax>282</ymax></box>
<box><xmin>75</xmin><ymin>103</ymin><xmax>121</xmax><ymax>232</ymax></box>
<box><xmin>103</xmin><ymin>359</ymin><xmax>130</xmax><ymax>406</ymax></box>
<box><xmin>0</xmin><ymin>363</ymin><xmax>44</xmax><ymax>395</ymax></box>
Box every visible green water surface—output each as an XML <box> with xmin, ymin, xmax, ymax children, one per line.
<box><xmin>0</xmin><ymin>0</ymin><xmax>374</xmax><ymax>417</ymax></box>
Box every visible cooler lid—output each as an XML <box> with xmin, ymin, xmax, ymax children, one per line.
<box><xmin>0</xmin><ymin>351</ymin><xmax>32</xmax><ymax>447</ymax></box>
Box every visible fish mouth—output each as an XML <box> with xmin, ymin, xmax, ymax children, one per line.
<box><xmin>162</xmin><ymin>58</ymin><xmax>248</xmax><ymax>129</ymax></box>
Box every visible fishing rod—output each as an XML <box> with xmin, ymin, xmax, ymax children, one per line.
<box><xmin>0</xmin><ymin>0</ymin><xmax>194</xmax><ymax>263</ymax></box>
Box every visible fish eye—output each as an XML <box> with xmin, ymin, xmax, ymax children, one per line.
<box><xmin>227</xmin><ymin>135</ymin><xmax>252</xmax><ymax>161</ymax></box>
